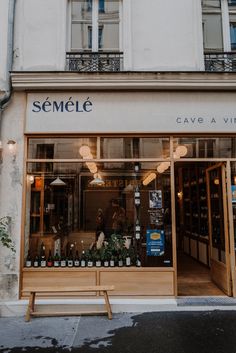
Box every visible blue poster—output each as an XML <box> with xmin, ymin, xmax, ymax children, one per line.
<box><xmin>146</xmin><ymin>229</ymin><xmax>165</xmax><ymax>256</ymax></box>
<box><xmin>232</xmin><ymin>185</ymin><xmax>236</xmax><ymax>203</ymax></box>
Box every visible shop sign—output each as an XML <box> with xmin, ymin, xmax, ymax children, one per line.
<box><xmin>146</xmin><ymin>229</ymin><xmax>165</xmax><ymax>257</ymax></box>
<box><xmin>26</xmin><ymin>92</ymin><xmax>236</xmax><ymax>133</ymax></box>
<box><xmin>31</xmin><ymin>97</ymin><xmax>93</xmax><ymax>113</ymax></box>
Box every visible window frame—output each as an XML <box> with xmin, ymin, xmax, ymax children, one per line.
<box><xmin>70</xmin><ymin>0</ymin><xmax>121</xmax><ymax>52</ymax></box>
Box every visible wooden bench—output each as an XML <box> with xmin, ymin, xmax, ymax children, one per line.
<box><xmin>25</xmin><ymin>285</ymin><xmax>114</xmax><ymax>322</ymax></box>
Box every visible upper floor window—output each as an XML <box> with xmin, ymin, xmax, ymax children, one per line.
<box><xmin>202</xmin><ymin>0</ymin><xmax>223</xmax><ymax>52</ymax></box>
<box><xmin>71</xmin><ymin>0</ymin><xmax>120</xmax><ymax>51</ymax></box>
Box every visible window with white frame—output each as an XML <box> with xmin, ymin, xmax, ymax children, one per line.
<box><xmin>71</xmin><ymin>0</ymin><xmax>120</xmax><ymax>51</ymax></box>
<box><xmin>202</xmin><ymin>0</ymin><xmax>223</xmax><ymax>51</ymax></box>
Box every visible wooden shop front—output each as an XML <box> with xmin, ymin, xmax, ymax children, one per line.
<box><xmin>19</xmin><ymin>90</ymin><xmax>236</xmax><ymax>298</ymax></box>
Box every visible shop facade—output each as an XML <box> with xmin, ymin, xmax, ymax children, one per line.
<box><xmin>5</xmin><ymin>72</ymin><xmax>236</xmax><ymax>300</ymax></box>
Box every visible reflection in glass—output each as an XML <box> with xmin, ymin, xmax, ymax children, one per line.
<box><xmin>202</xmin><ymin>0</ymin><xmax>221</xmax><ymax>8</ymax></box>
<box><xmin>100</xmin><ymin>137</ymin><xmax>170</xmax><ymax>159</ymax></box>
<box><xmin>71</xmin><ymin>0</ymin><xmax>120</xmax><ymax>51</ymax></box>
<box><xmin>174</xmin><ymin>137</ymin><xmax>236</xmax><ymax>158</ymax></box>
<box><xmin>28</xmin><ymin>138</ymin><xmax>97</xmax><ymax>159</ymax></box>
<box><xmin>202</xmin><ymin>14</ymin><xmax>223</xmax><ymax>51</ymax></box>
<box><xmin>25</xmin><ymin>161</ymin><xmax>172</xmax><ymax>268</ymax></box>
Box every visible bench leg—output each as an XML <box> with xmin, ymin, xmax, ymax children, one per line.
<box><xmin>103</xmin><ymin>291</ymin><xmax>112</xmax><ymax>320</ymax></box>
<box><xmin>25</xmin><ymin>292</ymin><xmax>35</xmax><ymax>322</ymax></box>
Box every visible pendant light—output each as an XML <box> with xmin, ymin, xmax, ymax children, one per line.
<box><xmin>50</xmin><ymin>177</ymin><xmax>66</xmax><ymax>186</ymax></box>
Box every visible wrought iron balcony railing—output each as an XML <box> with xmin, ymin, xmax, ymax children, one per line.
<box><xmin>66</xmin><ymin>51</ymin><xmax>123</xmax><ymax>72</ymax></box>
<box><xmin>204</xmin><ymin>52</ymin><xmax>236</xmax><ymax>72</ymax></box>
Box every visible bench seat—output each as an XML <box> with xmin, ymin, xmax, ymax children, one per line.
<box><xmin>25</xmin><ymin>285</ymin><xmax>115</xmax><ymax>321</ymax></box>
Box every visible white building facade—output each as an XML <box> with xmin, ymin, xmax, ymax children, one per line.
<box><xmin>1</xmin><ymin>0</ymin><xmax>236</xmax><ymax>313</ymax></box>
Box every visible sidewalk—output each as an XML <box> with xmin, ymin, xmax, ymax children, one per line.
<box><xmin>1</xmin><ymin>310</ymin><xmax>236</xmax><ymax>353</ymax></box>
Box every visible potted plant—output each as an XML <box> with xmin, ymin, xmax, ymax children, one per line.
<box><xmin>0</xmin><ymin>216</ymin><xmax>15</xmax><ymax>253</ymax></box>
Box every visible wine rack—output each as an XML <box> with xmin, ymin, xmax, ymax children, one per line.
<box><xmin>179</xmin><ymin>165</ymin><xmax>209</xmax><ymax>266</ymax></box>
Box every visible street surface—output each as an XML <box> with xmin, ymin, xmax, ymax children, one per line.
<box><xmin>0</xmin><ymin>311</ymin><xmax>236</xmax><ymax>353</ymax></box>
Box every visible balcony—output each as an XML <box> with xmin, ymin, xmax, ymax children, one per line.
<box><xmin>204</xmin><ymin>52</ymin><xmax>236</xmax><ymax>72</ymax></box>
<box><xmin>66</xmin><ymin>52</ymin><xmax>123</xmax><ymax>72</ymax></box>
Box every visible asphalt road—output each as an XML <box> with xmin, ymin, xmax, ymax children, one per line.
<box><xmin>1</xmin><ymin>311</ymin><xmax>236</xmax><ymax>353</ymax></box>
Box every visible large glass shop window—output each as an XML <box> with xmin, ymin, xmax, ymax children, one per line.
<box><xmin>25</xmin><ymin>137</ymin><xmax>172</xmax><ymax>268</ymax></box>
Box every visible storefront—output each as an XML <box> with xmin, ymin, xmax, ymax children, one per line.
<box><xmin>17</xmin><ymin>86</ymin><xmax>236</xmax><ymax>298</ymax></box>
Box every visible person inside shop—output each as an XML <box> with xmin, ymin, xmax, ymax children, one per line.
<box><xmin>112</xmin><ymin>199</ymin><xmax>126</xmax><ymax>235</ymax></box>
<box><xmin>105</xmin><ymin>198</ymin><xmax>126</xmax><ymax>237</ymax></box>
<box><xmin>95</xmin><ymin>208</ymin><xmax>105</xmax><ymax>240</ymax></box>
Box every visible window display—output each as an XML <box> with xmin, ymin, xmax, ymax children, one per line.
<box><xmin>24</xmin><ymin>136</ymin><xmax>172</xmax><ymax>268</ymax></box>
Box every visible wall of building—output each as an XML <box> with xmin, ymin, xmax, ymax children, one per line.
<box><xmin>12</xmin><ymin>0</ymin><xmax>204</xmax><ymax>72</ymax></box>
<box><xmin>13</xmin><ymin>0</ymin><xmax>67</xmax><ymax>71</ymax></box>
<box><xmin>0</xmin><ymin>0</ymin><xmax>9</xmax><ymax>94</ymax></box>
<box><xmin>129</xmin><ymin>0</ymin><xmax>204</xmax><ymax>71</ymax></box>
<box><xmin>0</xmin><ymin>92</ymin><xmax>26</xmax><ymax>300</ymax></box>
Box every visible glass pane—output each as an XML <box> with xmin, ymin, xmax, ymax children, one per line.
<box><xmin>229</xmin><ymin>0</ymin><xmax>236</xmax><ymax>6</ymax></box>
<box><xmin>24</xmin><ymin>161</ymin><xmax>172</xmax><ymax>268</ymax></box>
<box><xmin>173</xmin><ymin>137</ymin><xmax>236</xmax><ymax>158</ymax></box>
<box><xmin>71</xmin><ymin>0</ymin><xmax>92</xmax><ymax>21</ymax></box>
<box><xmin>207</xmin><ymin>166</ymin><xmax>225</xmax><ymax>260</ymax></box>
<box><xmin>99</xmin><ymin>0</ymin><xmax>105</xmax><ymax>12</ymax></box>
<box><xmin>71</xmin><ymin>23</ymin><xmax>92</xmax><ymax>50</ymax></box>
<box><xmin>28</xmin><ymin>138</ymin><xmax>97</xmax><ymax>159</ymax></box>
<box><xmin>98</xmin><ymin>22</ymin><xmax>119</xmax><ymax>50</ymax></box>
<box><xmin>71</xmin><ymin>0</ymin><xmax>92</xmax><ymax>50</ymax></box>
<box><xmin>98</xmin><ymin>0</ymin><xmax>119</xmax><ymax>19</ymax></box>
<box><xmin>139</xmin><ymin>138</ymin><xmax>170</xmax><ymax>159</ymax></box>
<box><xmin>230</xmin><ymin>22</ymin><xmax>236</xmax><ymax>50</ymax></box>
<box><xmin>202</xmin><ymin>0</ymin><xmax>221</xmax><ymax>9</ymax></box>
<box><xmin>202</xmin><ymin>14</ymin><xmax>223</xmax><ymax>51</ymax></box>
<box><xmin>98</xmin><ymin>1</ymin><xmax>120</xmax><ymax>50</ymax></box>
<box><xmin>100</xmin><ymin>137</ymin><xmax>170</xmax><ymax>159</ymax></box>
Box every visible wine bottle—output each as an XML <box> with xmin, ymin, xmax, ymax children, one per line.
<box><xmin>33</xmin><ymin>254</ymin><xmax>39</xmax><ymax>267</ymax></box>
<box><xmin>118</xmin><ymin>254</ymin><xmax>123</xmax><ymax>267</ymax></box>
<box><xmin>80</xmin><ymin>250</ymin><xmax>86</xmax><ymax>267</ymax></box>
<box><xmin>135</xmin><ymin>219</ymin><xmax>141</xmax><ymax>232</ymax></box>
<box><xmin>74</xmin><ymin>250</ymin><xmax>80</xmax><ymax>267</ymax></box>
<box><xmin>103</xmin><ymin>257</ymin><xmax>109</xmax><ymax>267</ymax></box>
<box><xmin>40</xmin><ymin>244</ymin><xmax>46</xmax><ymax>267</ymax></box>
<box><xmin>67</xmin><ymin>249</ymin><xmax>74</xmax><ymax>267</ymax></box>
<box><xmin>87</xmin><ymin>253</ymin><xmax>93</xmax><ymax>267</ymax></box>
<box><xmin>95</xmin><ymin>257</ymin><xmax>101</xmax><ymax>267</ymax></box>
<box><xmin>136</xmin><ymin>253</ymin><xmax>141</xmax><ymax>267</ymax></box>
<box><xmin>125</xmin><ymin>253</ymin><xmax>131</xmax><ymax>267</ymax></box>
<box><xmin>110</xmin><ymin>255</ymin><xmax>115</xmax><ymax>267</ymax></box>
<box><xmin>47</xmin><ymin>249</ymin><xmax>53</xmax><ymax>267</ymax></box>
<box><xmin>53</xmin><ymin>250</ymin><xmax>60</xmax><ymax>267</ymax></box>
<box><xmin>60</xmin><ymin>251</ymin><xmax>67</xmax><ymax>267</ymax></box>
<box><xmin>25</xmin><ymin>250</ymin><xmax>32</xmax><ymax>268</ymax></box>
<box><xmin>134</xmin><ymin>186</ymin><xmax>141</xmax><ymax>206</ymax></box>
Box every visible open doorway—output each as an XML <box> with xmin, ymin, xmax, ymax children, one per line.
<box><xmin>175</xmin><ymin>162</ymin><xmax>231</xmax><ymax>296</ymax></box>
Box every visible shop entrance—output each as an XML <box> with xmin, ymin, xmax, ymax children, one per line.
<box><xmin>175</xmin><ymin>162</ymin><xmax>232</xmax><ymax>297</ymax></box>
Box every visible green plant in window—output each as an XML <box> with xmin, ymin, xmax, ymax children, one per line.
<box><xmin>0</xmin><ymin>216</ymin><xmax>15</xmax><ymax>253</ymax></box>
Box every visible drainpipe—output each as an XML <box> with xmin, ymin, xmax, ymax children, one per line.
<box><xmin>0</xmin><ymin>0</ymin><xmax>16</xmax><ymax>151</ymax></box>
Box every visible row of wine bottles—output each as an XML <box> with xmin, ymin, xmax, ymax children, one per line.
<box><xmin>25</xmin><ymin>250</ymin><xmax>142</xmax><ymax>268</ymax></box>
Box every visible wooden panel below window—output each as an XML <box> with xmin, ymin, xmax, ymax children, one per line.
<box><xmin>99</xmin><ymin>269</ymin><xmax>174</xmax><ymax>296</ymax></box>
<box><xmin>22</xmin><ymin>268</ymin><xmax>97</xmax><ymax>298</ymax></box>
<box><xmin>21</xmin><ymin>268</ymin><xmax>175</xmax><ymax>298</ymax></box>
